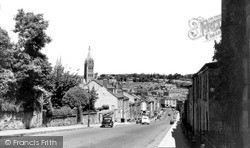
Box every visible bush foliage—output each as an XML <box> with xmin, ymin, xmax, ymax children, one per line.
<box><xmin>52</xmin><ymin>106</ymin><xmax>73</xmax><ymax>116</ymax></box>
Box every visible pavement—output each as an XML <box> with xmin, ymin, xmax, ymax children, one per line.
<box><xmin>158</xmin><ymin>112</ymin><xmax>193</xmax><ymax>148</ymax></box>
<box><xmin>158</xmin><ymin>112</ymin><xmax>179</xmax><ymax>148</ymax></box>
<box><xmin>0</xmin><ymin>122</ymin><xmax>134</xmax><ymax>137</ymax></box>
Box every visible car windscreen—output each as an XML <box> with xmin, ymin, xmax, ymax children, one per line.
<box><xmin>103</xmin><ymin>118</ymin><xmax>112</xmax><ymax>122</ymax></box>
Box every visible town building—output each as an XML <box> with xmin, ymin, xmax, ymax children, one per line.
<box><xmin>131</xmin><ymin>94</ymin><xmax>143</xmax><ymax>119</ymax></box>
<box><xmin>79</xmin><ymin>80</ymin><xmax>119</xmax><ymax>122</ymax></box>
<box><xmin>166</xmin><ymin>97</ymin><xmax>177</xmax><ymax>108</ymax></box>
<box><xmin>123</xmin><ymin>92</ymin><xmax>136</xmax><ymax>121</ymax></box>
<box><xmin>114</xmin><ymin>92</ymin><xmax>129</xmax><ymax>122</ymax></box>
<box><xmin>187</xmin><ymin>62</ymin><xmax>220</xmax><ymax>135</ymax></box>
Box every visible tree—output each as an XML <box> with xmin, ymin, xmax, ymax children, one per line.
<box><xmin>13</xmin><ymin>9</ymin><xmax>51</xmax><ymax>60</ymax></box>
<box><xmin>62</xmin><ymin>86</ymin><xmax>89</xmax><ymax>108</ymax></box>
<box><xmin>84</xmin><ymin>86</ymin><xmax>98</xmax><ymax>111</ymax></box>
<box><xmin>48</xmin><ymin>63</ymin><xmax>81</xmax><ymax>108</ymax></box>
<box><xmin>0</xmin><ymin>27</ymin><xmax>14</xmax><ymax>97</ymax></box>
<box><xmin>6</xmin><ymin>9</ymin><xmax>53</xmax><ymax>112</ymax></box>
<box><xmin>0</xmin><ymin>27</ymin><xmax>13</xmax><ymax>69</ymax></box>
<box><xmin>62</xmin><ymin>86</ymin><xmax>89</xmax><ymax>123</ymax></box>
<box><xmin>213</xmin><ymin>2</ymin><xmax>245</xmax><ymax>146</ymax></box>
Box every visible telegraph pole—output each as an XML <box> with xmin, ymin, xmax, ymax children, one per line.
<box><xmin>88</xmin><ymin>86</ymin><xmax>90</xmax><ymax>127</ymax></box>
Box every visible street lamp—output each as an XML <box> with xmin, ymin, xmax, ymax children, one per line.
<box><xmin>88</xmin><ymin>94</ymin><xmax>91</xmax><ymax>127</ymax></box>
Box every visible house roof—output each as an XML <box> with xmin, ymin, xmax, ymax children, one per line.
<box><xmin>169</xmin><ymin>88</ymin><xmax>188</xmax><ymax>94</ymax></box>
<box><xmin>96</xmin><ymin>80</ymin><xmax>104</xmax><ymax>86</ymax></box>
<box><xmin>195</xmin><ymin>62</ymin><xmax>218</xmax><ymax>76</ymax></box>
<box><xmin>79</xmin><ymin>79</ymin><xmax>119</xmax><ymax>99</ymax></box>
<box><xmin>123</xmin><ymin>92</ymin><xmax>136</xmax><ymax>103</ymax></box>
<box><xmin>98</xmin><ymin>110</ymin><xmax>114</xmax><ymax>114</ymax></box>
<box><xmin>114</xmin><ymin>93</ymin><xmax>124</xmax><ymax>98</ymax></box>
<box><xmin>140</xmin><ymin>95</ymin><xmax>151</xmax><ymax>103</ymax></box>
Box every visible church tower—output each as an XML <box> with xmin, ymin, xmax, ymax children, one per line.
<box><xmin>84</xmin><ymin>46</ymin><xmax>94</xmax><ymax>83</ymax></box>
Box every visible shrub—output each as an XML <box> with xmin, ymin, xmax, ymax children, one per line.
<box><xmin>96</xmin><ymin>107</ymin><xmax>103</xmax><ymax>111</ymax></box>
<box><xmin>52</xmin><ymin>106</ymin><xmax>73</xmax><ymax>116</ymax></box>
<box><xmin>0</xmin><ymin>99</ymin><xmax>23</xmax><ymax>112</ymax></box>
<box><xmin>102</xmin><ymin>105</ymin><xmax>109</xmax><ymax>110</ymax></box>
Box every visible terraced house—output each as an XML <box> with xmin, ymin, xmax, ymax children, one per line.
<box><xmin>187</xmin><ymin>62</ymin><xmax>220</xmax><ymax>134</ymax></box>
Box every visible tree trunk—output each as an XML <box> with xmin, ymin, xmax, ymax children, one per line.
<box><xmin>77</xmin><ymin>105</ymin><xmax>83</xmax><ymax>123</ymax></box>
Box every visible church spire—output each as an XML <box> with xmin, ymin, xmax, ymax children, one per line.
<box><xmin>87</xmin><ymin>46</ymin><xmax>91</xmax><ymax>59</ymax></box>
<box><xmin>55</xmin><ymin>56</ymin><xmax>62</xmax><ymax>67</ymax></box>
<box><xmin>84</xmin><ymin>46</ymin><xmax>94</xmax><ymax>83</ymax></box>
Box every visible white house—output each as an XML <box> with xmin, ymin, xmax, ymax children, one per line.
<box><xmin>79</xmin><ymin>80</ymin><xmax>119</xmax><ymax>121</ymax></box>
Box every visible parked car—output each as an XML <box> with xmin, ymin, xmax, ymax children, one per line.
<box><xmin>141</xmin><ymin>116</ymin><xmax>150</xmax><ymax>125</ymax></box>
<box><xmin>101</xmin><ymin>117</ymin><xmax>113</xmax><ymax>128</ymax></box>
<box><xmin>136</xmin><ymin>118</ymin><xmax>142</xmax><ymax>124</ymax></box>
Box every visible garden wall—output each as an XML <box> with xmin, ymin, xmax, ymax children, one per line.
<box><xmin>43</xmin><ymin>115</ymin><xmax>77</xmax><ymax>127</ymax></box>
<box><xmin>0</xmin><ymin>110</ymin><xmax>102</xmax><ymax>131</ymax></box>
<box><xmin>0</xmin><ymin>111</ymin><xmax>42</xmax><ymax>131</ymax></box>
<box><xmin>82</xmin><ymin>113</ymin><xmax>100</xmax><ymax>125</ymax></box>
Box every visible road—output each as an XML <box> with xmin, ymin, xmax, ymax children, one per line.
<box><xmin>36</xmin><ymin>111</ymin><xmax>172</xmax><ymax>148</ymax></box>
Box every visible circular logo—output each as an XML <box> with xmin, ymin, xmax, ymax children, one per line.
<box><xmin>5</xmin><ymin>140</ymin><xmax>11</xmax><ymax>145</ymax></box>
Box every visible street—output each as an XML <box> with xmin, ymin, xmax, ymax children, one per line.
<box><xmin>36</xmin><ymin>112</ymin><xmax>171</xmax><ymax>148</ymax></box>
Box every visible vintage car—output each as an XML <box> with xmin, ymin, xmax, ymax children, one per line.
<box><xmin>141</xmin><ymin>116</ymin><xmax>150</xmax><ymax>125</ymax></box>
<box><xmin>101</xmin><ymin>117</ymin><xmax>114</xmax><ymax>128</ymax></box>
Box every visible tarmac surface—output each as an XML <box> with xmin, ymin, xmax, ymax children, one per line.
<box><xmin>0</xmin><ymin>109</ymin><xmax>192</xmax><ymax>148</ymax></box>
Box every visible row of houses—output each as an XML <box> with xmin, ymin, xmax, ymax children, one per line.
<box><xmin>81</xmin><ymin>47</ymin><xmax>186</xmax><ymax>123</ymax></box>
<box><xmin>79</xmin><ymin>79</ymin><xmax>161</xmax><ymax>122</ymax></box>
<box><xmin>183</xmin><ymin>62</ymin><xmax>239</xmax><ymax>147</ymax></box>
<box><xmin>185</xmin><ymin>62</ymin><xmax>220</xmax><ymax>133</ymax></box>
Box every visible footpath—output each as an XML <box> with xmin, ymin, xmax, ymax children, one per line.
<box><xmin>0</xmin><ymin>122</ymin><xmax>134</xmax><ymax>137</ymax></box>
<box><xmin>158</xmin><ymin>112</ymin><xmax>192</xmax><ymax>148</ymax></box>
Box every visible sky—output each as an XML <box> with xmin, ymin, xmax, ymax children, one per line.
<box><xmin>0</xmin><ymin>0</ymin><xmax>221</xmax><ymax>75</ymax></box>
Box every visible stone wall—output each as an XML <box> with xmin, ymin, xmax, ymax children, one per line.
<box><xmin>0</xmin><ymin>111</ymin><xmax>42</xmax><ymax>131</ymax></box>
<box><xmin>82</xmin><ymin>113</ymin><xmax>100</xmax><ymax>125</ymax></box>
<box><xmin>0</xmin><ymin>111</ymin><xmax>101</xmax><ymax>131</ymax></box>
<box><xmin>43</xmin><ymin>113</ymin><xmax>100</xmax><ymax>127</ymax></box>
<box><xmin>43</xmin><ymin>115</ymin><xmax>77</xmax><ymax>127</ymax></box>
